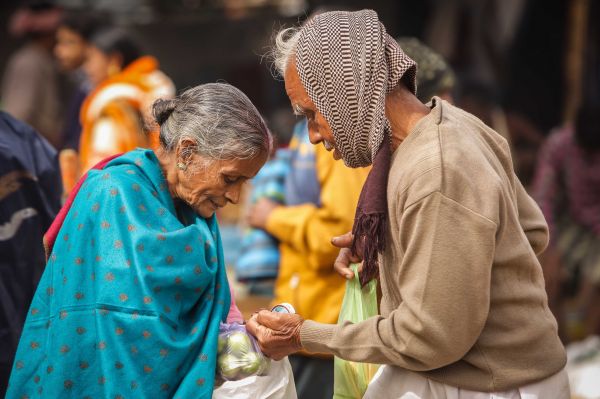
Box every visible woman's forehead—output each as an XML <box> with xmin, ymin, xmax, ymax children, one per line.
<box><xmin>216</xmin><ymin>155</ymin><xmax>267</xmax><ymax>177</ymax></box>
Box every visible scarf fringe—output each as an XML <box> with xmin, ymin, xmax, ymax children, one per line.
<box><xmin>351</xmin><ymin>212</ymin><xmax>387</xmax><ymax>287</ymax></box>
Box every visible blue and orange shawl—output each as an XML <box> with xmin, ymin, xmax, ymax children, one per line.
<box><xmin>6</xmin><ymin>149</ymin><xmax>230</xmax><ymax>398</ymax></box>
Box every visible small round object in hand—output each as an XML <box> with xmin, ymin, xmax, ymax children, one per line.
<box><xmin>271</xmin><ymin>303</ymin><xmax>296</xmax><ymax>314</ymax></box>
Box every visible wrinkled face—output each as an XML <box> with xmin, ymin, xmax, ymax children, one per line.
<box><xmin>284</xmin><ymin>59</ymin><xmax>342</xmax><ymax>160</ymax></box>
<box><xmin>177</xmin><ymin>152</ymin><xmax>268</xmax><ymax>218</ymax></box>
<box><xmin>55</xmin><ymin>27</ymin><xmax>87</xmax><ymax>71</ymax></box>
<box><xmin>84</xmin><ymin>45</ymin><xmax>119</xmax><ymax>86</ymax></box>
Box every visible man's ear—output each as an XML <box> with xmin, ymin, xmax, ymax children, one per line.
<box><xmin>175</xmin><ymin>138</ymin><xmax>198</xmax><ymax>166</ymax></box>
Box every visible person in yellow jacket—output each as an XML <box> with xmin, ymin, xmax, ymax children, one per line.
<box><xmin>60</xmin><ymin>27</ymin><xmax>174</xmax><ymax>194</ymax></box>
<box><xmin>248</xmin><ymin>119</ymin><xmax>369</xmax><ymax>399</ymax></box>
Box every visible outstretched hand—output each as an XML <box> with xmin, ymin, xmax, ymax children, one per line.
<box><xmin>247</xmin><ymin>198</ymin><xmax>279</xmax><ymax>230</ymax></box>
<box><xmin>245</xmin><ymin>310</ymin><xmax>304</xmax><ymax>361</ymax></box>
<box><xmin>331</xmin><ymin>232</ymin><xmax>363</xmax><ymax>279</ymax></box>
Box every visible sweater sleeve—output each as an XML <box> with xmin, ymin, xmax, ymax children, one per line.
<box><xmin>300</xmin><ymin>191</ymin><xmax>497</xmax><ymax>370</ymax></box>
<box><xmin>264</xmin><ymin>146</ymin><xmax>368</xmax><ymax>271</ymax></box>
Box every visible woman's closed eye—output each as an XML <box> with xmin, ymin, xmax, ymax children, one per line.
<box><xmin>223</xmin><ymin>175</ymin><xmax>241</xmax><ymax>185</ymax></box>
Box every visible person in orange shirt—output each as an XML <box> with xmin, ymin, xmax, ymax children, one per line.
<box><xmin>61</xmin><ymin>27</ymin><xmax>175</xmax><ymax>194</ymax></box>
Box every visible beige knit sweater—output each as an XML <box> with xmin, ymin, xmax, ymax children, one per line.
<box><xmin>300</xmin><ymin>98</ymin><xmax>566</xmax><ymax>392</ymax></box>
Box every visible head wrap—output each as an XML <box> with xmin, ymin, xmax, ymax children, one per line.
<box><xmin>294</xmin><ymin>9</ymin><xmax>417</xmax><ymax>285</ymax></box>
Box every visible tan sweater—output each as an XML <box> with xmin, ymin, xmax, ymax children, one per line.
<box><xmin>300</xmin><ymin>98</ymin><xmax>566</xmax><ymax>392</ymax></box>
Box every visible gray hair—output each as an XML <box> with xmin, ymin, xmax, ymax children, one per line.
<box><xmin>272</xmin><ymin>27</ymin><xmax>301</xmax><ymax>77</ymax></box>
<box><xmin>152</xmin><ymin>83</ymin><xmax>272</xmax><ymax>163</ymax></box>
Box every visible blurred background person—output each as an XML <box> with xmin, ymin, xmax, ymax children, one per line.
<box><xmin>222</xmin><ymin>107</ymin><xmax>296</xmax><ymax>317</ymax></box>
<box><xmin>54</xmin><ymin>9</ymin><xmax>109</xmax><ymax>151</ymax></box>
<box><xmin>533</xmin><ymin>102</ymin><xmax>600</xmax><ymax>342</ymax></box>
<box><xmin>456</xmin><ymin>79</ymin><xmax>516</xmax><ymax>171</ymax></box>
<box><xmin>235</xmin><ymin>145</ymin><xmax>290</xmax><ymax>295</ymax></box>
<box><xmin>1</xmin><ymin>1</ymin><xmax>64</xmax><ymax>149</ymax></box>
<box><xmin>396</xmin><ymin>37</ymin><xmax>456</xmax><ymax>103</ymax></box>
<box><xmin>0</xmin><ymin>112</ymin><xmax>62</xmax><ymax>396</ymax></box>
<box><xmin>75</xmin><ymin>27</ymin><xmax>175</xmax><ymax>188</ymax></box>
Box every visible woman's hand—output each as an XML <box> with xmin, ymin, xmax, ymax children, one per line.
<box><xmin>247</xmin><ymin>198</ymin><xmax>279</xmax><ymax>230</ymax></box>
<box><xmin>246</xmin><ymin>310</ymin><xmax>304</xmax><ymax>361</ymax></box>
<box><xmin>331</xmin><ymin>232</ymin><xmax>363</xmax><ymax>279</ymax></box>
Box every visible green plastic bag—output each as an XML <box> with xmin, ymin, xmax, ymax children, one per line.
<box><xmin>333</xmin><ymin>264</ymin><xmax>381</xmax><ymax>399</ymax></box>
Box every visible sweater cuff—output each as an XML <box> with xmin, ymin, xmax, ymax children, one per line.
<box><xmin>300</xmin><ymin>320</ymin><xmax>337</xmax><ymax>354</ymax></box>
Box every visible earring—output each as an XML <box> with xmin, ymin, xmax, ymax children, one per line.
<box><xmin>177</xmin><ymin>162</ymin><xmax>187</xmax><ymax>171</ymax></box>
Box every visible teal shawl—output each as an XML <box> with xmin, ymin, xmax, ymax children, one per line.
<box><xmin>6</xmin><ymin>149</ymin><xmax>230</xmax><ymax>398</ymax></box>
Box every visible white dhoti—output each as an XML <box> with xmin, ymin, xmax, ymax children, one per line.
<box><xmin>363</xmin><ymin>366</ymin><xmax>570</xmax><ymax>399</ymax></box>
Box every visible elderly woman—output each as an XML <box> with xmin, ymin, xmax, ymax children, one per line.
<box><xmin>6</xmin><ymin>83</ymin><xmax>270</xmax><ymax>398</ymax></box>
<box><xmin>247</xmin><ymin>10</ymin><xmax>569</xmax><ymax>399</ymax></box>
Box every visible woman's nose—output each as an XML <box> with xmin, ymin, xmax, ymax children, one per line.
<box><xmin>225</xmin><ymin>186</ymin><xmax>241</xmax><ymax>204</ymax></box>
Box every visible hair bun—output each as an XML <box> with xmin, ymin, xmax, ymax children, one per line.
<box><xmin>152</xmin><ymin>98</ymin><xmax>177</xmax><ymax>125</ymax></box>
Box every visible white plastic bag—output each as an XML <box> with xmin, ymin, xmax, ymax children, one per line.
<box><xmin>213</xmin><ymin>357</ymin><xmax>297</xmax><ymax>399</ymax></box>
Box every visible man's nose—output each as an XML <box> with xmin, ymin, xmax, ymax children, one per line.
<box><xmin>308</xmin><ymin>127</ymin><xmax>322</xmax><ymax>145</ymax></box>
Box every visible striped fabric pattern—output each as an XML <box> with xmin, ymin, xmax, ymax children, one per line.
<box><xmin>295</xmin><ymin>9</ymin><xmax>416</xmax><ymax>168</ymax></box>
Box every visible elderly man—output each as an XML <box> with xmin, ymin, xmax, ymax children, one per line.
<box><xmin>247</xmin><ymin>10</ymin><xmax>569</xmax><ymax>398</ymax></box>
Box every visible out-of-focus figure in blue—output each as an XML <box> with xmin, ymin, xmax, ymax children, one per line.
<box><xmin>235</xmin><ymin>148</ymin><xmax>290</xmax><ymax>294</ymax></box>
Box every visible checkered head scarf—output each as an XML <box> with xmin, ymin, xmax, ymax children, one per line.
<box><xmin>295</xmin><ymin>9</ymin><xmax>417</xmax><ymax>285</ymax></box>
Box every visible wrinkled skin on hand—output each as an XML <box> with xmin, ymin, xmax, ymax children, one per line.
<box><xmin>245</xmin><ymin>310</ymin><xmax>304</xmax><ymax>361</ymax></box>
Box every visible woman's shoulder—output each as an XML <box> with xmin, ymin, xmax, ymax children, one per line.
<box><xmin>83</xmin><ymin>150</ymin><xmax>162</xmax><ymax>199</ymax></box>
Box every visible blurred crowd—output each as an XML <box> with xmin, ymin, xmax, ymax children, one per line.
<box><xmin>0</xmin><ymin>0</ymin><xmax>599</xmax><ymax>398</ymax></box>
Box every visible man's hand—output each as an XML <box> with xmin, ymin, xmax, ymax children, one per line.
<box><xmin>245</xmin><ymin>310</ymin><xmax>304</xmax><ymax>361</ymax></box>
<box><xmin>331</xmin><ymin>232</ymin><xmax>363</xmax><ymax>279</ymax></box>
<box><xmin>247</xmin><ymin>198</ymin><xmax>280</xmax><ymax>230</ymax></box>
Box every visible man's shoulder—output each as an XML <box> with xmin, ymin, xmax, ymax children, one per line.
<box><xmin>388</xmin><ymin>102</ymin><xmax>510</xmax><ymax>214</ymax></box>
<box><xmin>388</xmin><ymin>122</ymin><xmax>444</xmax><ymax>207</ymax></box>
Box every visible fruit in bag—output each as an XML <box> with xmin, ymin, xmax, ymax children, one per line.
<box><xmin>216</xmin><ymin>322</ymin><xmax>271</xmax><ymax>381</ymax></box>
